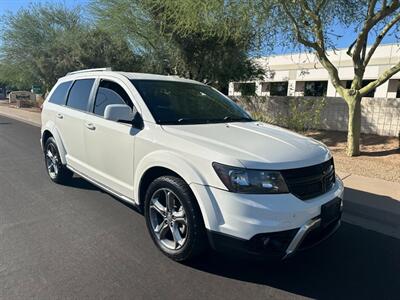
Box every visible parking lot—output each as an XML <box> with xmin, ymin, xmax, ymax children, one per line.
<box><xmin>0</xmin><ymin>115</ymin><xmax>399</xmax><ymax>300</ymax></box>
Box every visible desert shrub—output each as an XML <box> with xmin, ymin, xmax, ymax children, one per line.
<box><xmin>283</xmin><ymin>97</ymin><xmax>326</xmax><ymax>132</ymax></box>
<box><xmin>235</xmin><ymin>95</ymin><xmax>326</xmax><ymax>132</ymax></box>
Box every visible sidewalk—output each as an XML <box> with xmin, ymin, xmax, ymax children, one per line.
<box><xmin>0</xmin><ymin>105</ymin><xmax>399</xmax><ymax>238</ymax></box>
<box><xmin>339</xmin><ymin>172</ymin><xmax>400</xmax><ymax>239</ymax></box>
<box><xmin>0</xmin><ymin>103</ymin><xmax>41</xmax><ymax>127</ymax></box>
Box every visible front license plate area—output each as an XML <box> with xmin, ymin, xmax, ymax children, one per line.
<box><xmin>321</xmin><ymin>198</ymin><xmax>341</xmax><ymax>227</ymax></box>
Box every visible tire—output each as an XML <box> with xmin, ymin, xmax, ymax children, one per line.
<box><xmin>144</xmin><ymin>175</ymin><xmax>207</xmax><ymax>261</ymax></box>
<box><xmin>44</xmin><ymin>137</ymin><xmax>73</xmax><ymax>184</ymax></box>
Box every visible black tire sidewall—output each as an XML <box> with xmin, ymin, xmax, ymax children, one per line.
<box><xmin>44</xmin><ymin>137</ymin><xmax>68</xmax><ymax>183</ymax></box>
<box><xmin>144</xmin><ymin>176</ymin><xmax>205</xmax><ymax>261</ymax></box>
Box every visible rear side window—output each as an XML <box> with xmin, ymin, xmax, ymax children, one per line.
<box><xmin>93</xmin><ymin>80</ymin><xmax>132</xmax><ymax>117</ymax></box>
<box><xmin>48</xmin><ymin>81</ymin><xmax>72</xmax><ymax>105</ymax></box>
<box><xmin>66</xmin><ymin>79</ymin><xmax>95</xmax><ymax>111</ymax></box>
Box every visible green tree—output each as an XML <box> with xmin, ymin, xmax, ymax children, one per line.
<box><xmin>91</xmin><ymin>0</ymin><xmax>264</xmax><ymax>92</ymax></box>
<box><xmin>0</xmin><ymin>4</ymin><xmax>82</xmax><ymax>90</ymax></box>
<box><xmin>276</xmin><ymin>0</ymin><xmax>400</xmax><ymax>156</ymax></box>
<box><xmin>0</xmin><ymin>4</ymin><xmax>143</xmax><ymax>92</ymax></box>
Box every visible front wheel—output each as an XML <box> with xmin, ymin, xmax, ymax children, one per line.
<box><xmin>144</xmin><ymin>176</ymin><xmax>207</xmax><ymax>261</ymax></box>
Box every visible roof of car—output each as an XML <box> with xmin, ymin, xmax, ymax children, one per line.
<box><xmin>62</xmin><ymin>68</ymin><xmax>202</xmax><ymax>85</ymax></box>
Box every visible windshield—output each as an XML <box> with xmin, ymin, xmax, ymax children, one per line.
<box><xmin>130</xmin><ymin>80</ymin><xmax>253</xmax><ymax>125</ymax></box>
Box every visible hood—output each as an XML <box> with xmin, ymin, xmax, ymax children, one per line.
<box><xmin>161</xmin><ymin>121</ymin><xmax>331</xmax><ymax>170</ymax></box>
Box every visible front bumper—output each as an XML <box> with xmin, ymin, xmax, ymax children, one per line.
<box><xmin>190</xmin><ymin>176</ymin><xmax>344</xmax><ymax>258</ymax></box>
<box><xmin>207</xmin><ymin>207</ymin><xmax>342</xmax><ymax>258</ymax></box>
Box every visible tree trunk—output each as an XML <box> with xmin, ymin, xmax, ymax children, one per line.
<box><xmin>346</xmin><ymin>95</ymin><xmax>362</xmax><ymax>156</ymax></box>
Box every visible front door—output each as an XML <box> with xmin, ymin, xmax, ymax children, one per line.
<box><xmin>83</xmin><ymin>79</ymin><xmax>138</xmax><ymax>199</ymax></box>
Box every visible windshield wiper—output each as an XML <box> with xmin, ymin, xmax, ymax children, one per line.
<box><xmin>223</xmin><ymin>116</ymin><xmax>253</xmax><ymax>122</ymax></box>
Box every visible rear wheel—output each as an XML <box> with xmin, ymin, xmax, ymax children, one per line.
<box><xmin>144</xmin><ymin>175</ymin><xmax>207</xmax><ymax>261</ymax></box>
<box><xmin>44</xmin><ymin>137</ymin><xmax>72</xmax><ymax>183</ymax></box>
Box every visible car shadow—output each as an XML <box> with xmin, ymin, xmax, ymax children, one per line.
<box><xmin>61</xmin><ymin>175</ymin><xmax>99</xmax><ymax>191</ymax></box>
<box><xmin>62</xmin><ymin>174</ymin><xmax>143</xmax><ymax>213</ymax></box>
<box><xmin>185</xmin><ymin>222</ymin><xmax>400</xmax><ymax>299</ymax></box>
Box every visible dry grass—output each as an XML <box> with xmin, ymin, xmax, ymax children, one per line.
<box><xmin>306</xmin><ymin>130</ymin><xmax>400</xmax><ymax>183</ymax></box>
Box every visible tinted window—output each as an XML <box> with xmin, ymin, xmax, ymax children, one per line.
<box><xmin>304</xmin><ymin>81</ymin><xmax>328</xmax><ymax>97</ymax></box>
<box><xmin>66</xmin><ymin>79</ymin><xmax>95</xmax><ymax>111</ymax></box>
<box><xmin>397</xmin><ymin>80</ymin><xmax>400</xmax><ymax>98</ymax></box>
<box><xmin>361</xmin><ymin>80</ymin><xmax>376</xmax><ymax>97</ymax></box>
<box><xmin>239</xmin><ymin>83</ymin><xmax>256</xmax><ymax>96</ymax></box>
<box><xmin>93</xmin><ymin>80</ymin><xmax>132</xmax><ymax>116</ymax></box>
<box><xmin>346</xmin><ymin>80</ymin><xmax>376</xmax><ymax>97</ymax></box>
<box><xmin>131</xmin><ymin>80</ymin><xmax>252</xmax><ymax>125</ymax></box>
<box><xmin>270</xmin><ymin>82</ymin><xmax>288</xmax><ymax>96</ymax></box>
<box><xmin>49</xmin><ymin>81</ymin><xmax>72</xmax><ymax>105</ymax></box>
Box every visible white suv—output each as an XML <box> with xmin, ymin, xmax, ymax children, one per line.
<box><xmin>41</xmin><ymin>68</ymin><xmax>344</xmax><ymax>261</ymax></box>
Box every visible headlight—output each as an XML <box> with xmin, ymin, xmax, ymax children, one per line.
<box><xmin>212</xmin><ymin>162</ymin><xmax>289</xmax><ymax>194</ymax></box>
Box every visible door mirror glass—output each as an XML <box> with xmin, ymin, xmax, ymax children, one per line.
<box><xmin>104</xmin><ymin>104</ymin><xmax>137</xmax><ymax>123</ymax></box>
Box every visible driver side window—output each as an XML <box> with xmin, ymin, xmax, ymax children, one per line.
<box><xmin>93</xmin><ymin>80</ymin><xmax>133</xmax><ymax>117</ymax></box>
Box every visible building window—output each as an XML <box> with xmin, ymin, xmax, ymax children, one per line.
<box><xmin>362</xmin><ymin>80</ymin><xmax>376</xmax><ymax>97</ymax></box>
<box><xmin>345</xmin><ymin>80</ymin><xmax>376</xmax><ymax>97</ymax></box>
<box><xmin>261</xmin><ymin>82</ymin><xmax>269</xmax><ymax>93</ymax></box>
<box><xmin>239</xmin><ymin>83</ymin><xmax>256</xmax><ymax>96</ymax></box>
<box><xmin>397</xmin><ymin>80</ymin><xmax>400</xmax><ymax>98</ymax></box>
<box><xmin>304</xmin><ymin>81</ymin><xmax>328</xmax><ymax>97</ymax></box>
<box><xmin>233</xmin><ymin>83</ymin><xmax>240</xmax><ymax>93</ymax></box>
<box><xmin>270</xmin><ymin>82</ymin><xmax>288</xmax><ymax>96</ymax></box>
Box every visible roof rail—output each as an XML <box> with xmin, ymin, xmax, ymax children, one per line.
<box><xmin>66</xmin><ymin>67</ymin><xmax>112</xmax><ymax>76</ymax></box>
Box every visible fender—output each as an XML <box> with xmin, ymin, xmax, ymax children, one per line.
<box><xmin>134</xmin><ymin>150</ymin><xmax>216</xmax><ymax>229</ymax></box>
<box><xmin>42</xmin><ymin>120</ymin><xmax>68</xmax><ymax>165</ymax></box>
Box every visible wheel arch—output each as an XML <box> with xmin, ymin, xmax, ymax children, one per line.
<box><xmin>41</xmin><ymin>123</ymin><xmax>68</xmax><ymax>165</ymax></box>
<box><xmin>134</xmin><ymin>152</ymin><xmax>211</xmax><ymax>228</ymax></box>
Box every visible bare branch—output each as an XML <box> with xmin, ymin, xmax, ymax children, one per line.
<box><xmin>359</xmin><ymin>61</ymin><xmax>400</xmax><ymax>96</ymax></box>
<box><xmin>352</xmin><ymin>0</ymin><xmax>400</xmax><ymax>61</ymax></box>
<box><xmin>299</xmin><ymin>0</ymin><xmax>325</xmax><ymax>49</ymax></box>
<box><xmin>364</xmin><ymin>12</ymin><xmax>400</xmax><ymax>66</ymax></box>
<box><xmin>316</xmin><ymin>0</ymin><xmax>329</xmax><ymax>14</ymax></box>
<box><xmin>347</xmin><ymin>39</ymin><xmax>357</xmax><ymax>57</ymax></box>
<box><xmin>281</xmin><ymin>1</ymin><xmax>345</xmax><ymax>94</ymax></box>
<box><xmin>280</xmin><ymin>2</ymin><xmax>317</xmax><ymax>48</ymax></box>
<box><xmin>368</xmin><ymin>0</ymin><xmax>378</xmax><ymax>17</ymax></box>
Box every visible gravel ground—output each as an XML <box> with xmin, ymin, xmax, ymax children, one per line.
<box><xmin>307</xmin><ymin>131</ymin><xmax>400</xmax><ymax>183</ymax></box>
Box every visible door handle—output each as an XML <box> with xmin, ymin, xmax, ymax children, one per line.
<box><xmin>56</xmin><ymin>113</ymin><xmax>63</xmax><ymax>119</ymax></box>
<box><xmin>85</xmin><ymin>123</ymin><xmax>96</xmax><ymax>130</ymax></box>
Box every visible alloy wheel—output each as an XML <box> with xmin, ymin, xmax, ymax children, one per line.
<box><xmin>45</xmin><ymin>143</ymin><xmax>59</xmax><ymax>179</ymax></box>
<box><xmin>149</xmin><ymin>188</ymin><xmax>188</xmax><ymax>250</ymax></box>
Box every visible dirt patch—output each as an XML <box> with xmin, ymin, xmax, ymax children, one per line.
<box><xmin>306</xmin><ymin>130</ymin><xmax>400</xmax><ymax>183</ymax></box>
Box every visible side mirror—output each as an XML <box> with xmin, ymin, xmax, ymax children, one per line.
<box><xmin>104</xmin><ymin>104</ymin><xmax>137</xmax><ymax>123</ymax></box>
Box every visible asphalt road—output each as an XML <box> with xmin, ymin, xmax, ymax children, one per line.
<box><xmin>0</xmin><ymin>115</ymin><xmax>399</xmax><ymax>300</ymax></box>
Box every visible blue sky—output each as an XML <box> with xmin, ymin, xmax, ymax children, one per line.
<box><xmin>0</xmin><ymin>0</ymin><xmax>398</xmax><ymax>55</ymax></box>
<box><xmin>0</xmin><ymin>0</ymin><xmax>89</xmax><ymax>12</ymax></box>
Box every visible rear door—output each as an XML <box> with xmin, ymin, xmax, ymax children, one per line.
<box><xmin>83</xmin><ymin>79</ymin><xmax>138</xmax><ymax>199</ymax></box>
<box><xmin>56</xmin><ymin>78</ymin><xmax>95</xmax><ymax>172</ymax></box>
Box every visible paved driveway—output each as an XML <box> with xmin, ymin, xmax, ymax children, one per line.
<box><xmin>0</xmin><ymin>115</ymin><xmax>399</xmax><ymax>299</ymax></box>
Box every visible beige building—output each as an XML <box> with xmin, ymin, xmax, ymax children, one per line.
<box><xmin>229</xmin><ymin>43</ymin><xmax>400</xmax><ymax>99</ymax></box>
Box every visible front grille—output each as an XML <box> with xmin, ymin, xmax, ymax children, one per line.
<box><xmin>281</xmin><ymin>158</ymin><xmax>335</xmax><ymax>200</ymax></box>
